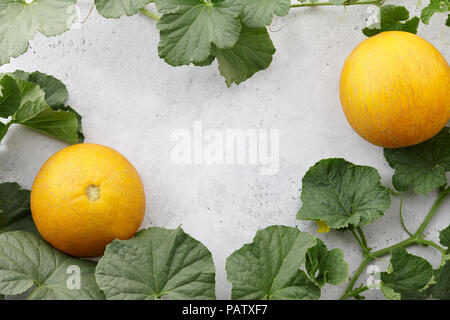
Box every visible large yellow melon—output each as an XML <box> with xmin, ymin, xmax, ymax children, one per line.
<box><xmin>31</xmin><ymin>143</ymin><xmax>146</xmax><ymax>258</ymax></box>
<box><xmin>340</xmin><ymin>31</ymin><xmax>450</xmax><ymax>148</ymax></box>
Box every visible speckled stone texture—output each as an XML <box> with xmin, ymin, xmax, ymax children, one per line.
<box><xmin>0</xmin><ymin>0</ymin><xmax>449</xmax><ymax>299</ymax></box>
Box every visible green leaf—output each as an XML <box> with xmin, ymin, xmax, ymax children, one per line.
<box><xmin>0</xmin><ymin>231</ymin><xmax>104</xmax><ymax>299</ymax></box>
<box><xmin>430</xmin><ymin>261</ymin><xmax>450</xmax><ymax>300</ymax></box>
<box><xmin>297</xmin><ymin>158</ymin><xmax>391</xmax><ymax>229</ymax></box>
<box><xmin>0</xmin><ymin>75</ymin><xmax>21</xmax><ymax>118</ymax></box>
<box><xmin>362</xmin><ymin>5</ymin><xmax>420</xmax><ymax>37</ymax></box>
<box><xmin>0</xmin><ymin>183</ymin><xmax>36</xmax><ymax>234</ymax></box>
<box><xmin>380</xmin><ymin>283</ymin><xmax>401</xmax><ymax>300</ymax></box>
<box><xmin>0</xmin><ymin>0</ymin><xmax>77</xmax><ymax>66</ymax></box>
<box><xmin>421</xmin><ymin>0</ymin><xmax>449</xmax><ymax>24</ymax></box>
<box><xmin>440</xmin><ymin>225</ymin><xmax>450</xmax><ymax>249</ymax></box>
<box><xmin>11</xmin><ymin>70</ymin><xmax>68</xmax><ymax>108</ymax></box>
<box><xmin>0</xmin><ymin>122</ymin><xmax>7</xmax><ymax>141</ymax></box>
<box><xmin>384</xmin><ymin>127</ymin><xmax>450</xmax><ymax>195</ymax></box>
<box><xmin>226</xmin><ymin>225</ymin><xmax>320</xmax><ymax>300</ymax></box>
<box><xmin>95</xmin><ymin>226</ymin><xmax>216</xmax><ymax>300</ymax></box>
<box><xmin>305</xmin><ymin>238</ymin><xmax>348</xmax><ymax>288</ymax></box>
<box><xmin>51</xmin><ymin>105</ymin><xmax>85</xmax><ymax>143</ymax></box>
<box><xmin>16</xmin><ymin>107</ymin><xmax>80</xmax><ymax>144</ymax></box>
<box><xmin>381</xmin><ymin>247</ymin><xmax>433</xmax><ymax>300</ymax></box>
<box><xmin>193</xmin><ymin>55</ymin><xmax>215</xmax><ymax>67</ymax></box>
<box><xmin>418</xmin><ymin>229</ymin><xmax>450</xmax><ymax>300</ymax></box>
<box><xmin>0</xmin><ymin>73</ymin><xmax>83</xmax><ymax>145</ymax></box>
<box><xmin>446</xmin><ymin>13</ymin><xmax>450</xmax><ymax>26</ymax></box>
<box><xmin>240</xmin><ymin>0</ymin><xmax>290</xmax><ymax>28</ymax></box>
<box><xmin>156</xmin><ymin>0</ymin><xmax>243</xmax><ymax>66</ymax></box>
<box><xmin>7</xmin><ymin>76</ymin><xmax>47</xmax><ymax>115</ymax></box>
<box><xmin>95</xmin><ymin>0</ymin><xmax>152</xmax><ymax>18</ymax></box>
<box><xmin>213</xmin><ymin>27</ymin><xmax>275</xmax><ymax>87</ymax></box>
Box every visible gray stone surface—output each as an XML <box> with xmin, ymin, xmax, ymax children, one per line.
<box><xmin>0</xmin><ymin>0</ymin><xmax>449</xmax><ymax>299</ymax></box>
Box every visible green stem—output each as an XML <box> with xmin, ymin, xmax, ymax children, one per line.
<box><xmin>291</xmin><ymin>0</ymin><xmax>385</xmax><ymax>8</ymax></box>
<box><xmin>339</xmin><ymin>256</ymin><xmax>371</xmax><ymax>300</ymax></box>
<box><xmin>413</xmin><ymin>187</ymin><xmax>450</xmax><ymax>238</ymax></box>
<box><xmin>357</xmin><ymin>226</ymin><xmax>368</xmax><ymax>248</ymax></box>
<box><xmin>347</xmin><ymin>285</ymin><xmax>370</xmax><ymax>298</ymax></box>
<box><xmin>350</xmin><ymin>227</ymin><xmax>376</xmax><ymax>260</ymax></box>
<box><xmin>339</xmin><ymin>187</ymin><xmax>450</xmax><ymax>300</ymax></box>
<box><xmin>350</xmin><ymin>228</ymin><xmax>370</xmax><ymax>256</ymax></box>
<box><xmin>388</xmin><ymin>188</ymin><xmax>401</xmax><ymax>197</ymax></box>
<box><xmin>399</xmin><ymin>194</ymin><xmax>413</xmax><ymax>237</ymax></box>
<box><xmin>416</xmin><ymin>239</ymin><xmax>446</xmax><ymax>254</ymax></box>
<box><xmin>370</xmin><ymin>237</ymin><xmax>415</xmax><ymax>258</ymax></box>
<box><xmin>139</xmin><ymin>8</ymin><xmax>160</xmax><ymax>21</ymax></box>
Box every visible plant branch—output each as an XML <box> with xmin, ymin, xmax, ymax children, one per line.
<box><xmin>291</xmin><ymin>0</ymin><xmax>385</xmax><ymax>8</ymax></box>
<box><xmin>413</xmin><ymin>187</ymin><xmax>450</xmax><ymax>238</ymax></box>
<box><xmin>350</xmin><ymin>228</ymin><xmax>370</xmax><ymax>256</ymax></box>
<box><xmin>139</xmin><ymin>8</ymin><xmax>160</xmax><ymax>21</ymax></box>
<box><xmin>416</xmin><ymin>239</ymin><xmax>446</xmax><ymax>254</ymax></box>
<box><xmin>388</xmin><ymin>187</ymin><xmax>401</xmax><ymax>196</ymax></box>
<box><xmin>399</xmin><ymin>194</ymin><xmax>413</xmax><ymax>237</ymax></box>
<box><xmin>339</xmin><ymin>187</ymin><xmax>450</xmax><ymax>300</ymax></box>
<box><xmin>339</xmin><ymin>256</ymin><xmax>371</xmax><ymax>300</ymax></box>
<box><xmin>347</xmin><ymin>285</ymin><xmax>370</xmax><ymax>298</ymax></box>
<box><xmin>357</xmin><ymin>226</ymin><xmax>369</xmax><ymax>248</ymax></box>
<box><xmin>80</xmin><ymin>3</ymin><xmax>95</xmax><ymax>24</ymax></box>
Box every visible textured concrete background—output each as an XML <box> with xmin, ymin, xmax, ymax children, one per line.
<box><xmin>0</xmin><ymin>0</ymin><xmax>449</xmax><ymax>299</ymax></box>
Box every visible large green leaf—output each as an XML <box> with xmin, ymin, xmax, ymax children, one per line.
<box><xmin>297</xmin><ymin>158</ymin><xmax>391</xmax><ymax>229</ymax></box>
<box><xmin>362</xmin><ymin>5</ymin><xmax>420</xmax><ymax>37</ymax></box>
<box><xmin>51</xmin><ymin>105</ymin><xmax>85</xmax><ymax>143</ymax></box>
<box><xmin>305</xmin><ymin>238</ymin><xmax>348</xmax><ymax>288</ymax></box>
<box><xmin>3</xmin><ymin>75</ymin><xmax>47</xmax><ymax>117</ymax></box>
<box><xmin>240</xmin><ymin>0</ymin><xmax>290</xmax><ymax>28</ymax></box>
<box><xmin>440</xmin><ymin>224</ymin><xmax>450</xmax><ymax>249</ymax></box>
<box><xmin>213</xmin><ymin>27</ymin><xmax>275</xmax><ymax>87</ymax></box>
<box><xmin>430</xmin><ymin>261</ymin><xmax>450</xmax><ymax>300</ymax></box>
<box><xmin>156</xmin><ymin>0</ymin><xmax>243</xmax><ymax>66</ymax></box>
<box><xmin>0</xmin><ymin>75</ymin><xmax>21</xmax><ymax>118</ymax></box>
<box><xmin>410</xmin><ymin>226</ymin><xmax>450</xmax><ymax>300</ymax></box>
<box><xmin>16</xmin><ymin>107</ymin><xmax>80</xmax><ymax>144</ymax></box>
<box><xmin>0</xmin><ymin>231</ymin><xmax>104</xmax><ymax>299</ymax></box>
<box><xmin>226</xmin><ymin>226</ymin><xmax>320</xmax><ymax>300</ymax></box>
<box><xmin>95</xmin><ymin>226</ymin><xmax>216</xmax><ymax>300</ymax></box>
<box><xmin>0</xmin><ymin>183</ymin><xmax>36</xmax><ymax>234</ymax></box>
<box><xmin>11</xmin><ymin>70</ymin><xmax>68</xmax><ymax>108</ymax></box>
<box><xmin>0</xmin><ymin>73</ymin><xmax>83</xmax><ymax>144</ymax></box>
<box><xmin>380</xmin><ymin>247</ymin><xmax>433</xmax><ymax>300</ymax></box>
<box><xmin>95</xmin><ymin>0</ymin><xmax>152</xmax><ymax>18</ymax></box>
<box><xmin>0</xmin><ymin>122</ymin><xmax>7</xmax><ymax>141</ymax></box>
<box><xmin>0</xmin><ymin>0</ymin><xmax>77</xmax><ymax>66</ymax></box>
<box><xmin>384</xmin><ymin>127</ymin><xmax>450</xmax><ymax>195</ymax></box>
<box><xmin>380</xmin><ymin>284</ymin><xmax>401</xmax><ymax>300</ymax></box>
